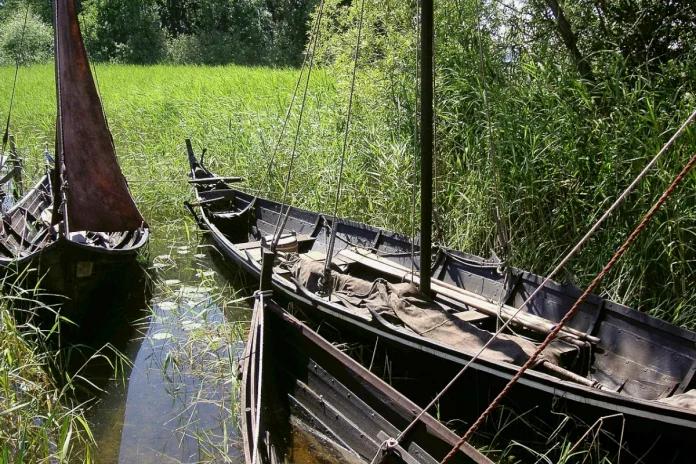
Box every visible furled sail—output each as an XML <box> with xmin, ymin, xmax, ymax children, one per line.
<box><xmin>53</xmin><ymin>0</ymin><xmax>145</xmax><ymax>233</ymax></box>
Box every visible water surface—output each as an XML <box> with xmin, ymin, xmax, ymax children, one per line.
<box><xmin>87</xmin><ymin>231</ymin><xmax>251</xmax><ymax>463</ymax></box>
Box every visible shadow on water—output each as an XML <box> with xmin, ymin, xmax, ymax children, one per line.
<box><xmin>53</xmin><ymin>229</ymin><xmax>253</xmax><ymax>464</ymax></box>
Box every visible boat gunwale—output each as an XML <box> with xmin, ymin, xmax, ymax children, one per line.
<box><xmin>188</xmin><ymin>157</ymin><xmax>696</xmax><ymax>429</ymax></box>
<box><xmin>243</xmin><ymin>295</ymin><xmax>493</xmax><ymax>463</ymax></box>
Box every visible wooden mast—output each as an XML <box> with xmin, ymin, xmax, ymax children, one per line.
<box><xmin>420</xmin><ymin>0</ymin><xmax>434</xmax><ymax>295</ymax></box>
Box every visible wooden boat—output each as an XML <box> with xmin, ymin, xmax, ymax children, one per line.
<box><xmin>0</xmin><ymin>0</ymin><xmax>148</xmax><ymax>315</ymax></box>
<box><xmin>241</xmin><ymin>292</ymin><xmax>492</xmax><ymax>464</ymax></box>
<box><xmin>186</xmin><ymin>142</ymin><xmax>696</xmax><ymax>461</ymax></box>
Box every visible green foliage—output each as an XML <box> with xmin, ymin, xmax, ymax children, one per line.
<box><xmin>309</xmin><ymin>0</ymin><xmax>696</xmax><ymax>326</ymax></box>
<box><xmin>76</xmin><ymin>0</ymin><xmax>317</xmax><ymax>65</ymax></box>
<box><xmin>79</xmin><ymin>0</ymin><xmax>167</xmax><ymax>64</ymax></box>
<box><xmin>0</xmin><ymin>289</ymin><xmax>96</xmax><ymax>462</ymax></box>
<box><xmin>0</xmin><ymin>7</ymin><xmax>52</xmax><ymax>66</ymax></box>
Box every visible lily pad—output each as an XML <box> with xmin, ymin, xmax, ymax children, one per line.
<box><xmin>158</xmin><ymin>301</ymin><xmax>177</xmax><ymax>311</ymax></box>
<box><xmin>181</xmin><ymin>322</ymin><xmax>202</xmax><ymax>331</ymax></box>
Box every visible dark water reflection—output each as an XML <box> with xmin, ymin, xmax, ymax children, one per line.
<box><xmin>81</xmin><ymin>232</ymin><xmax>251</xmax><ymax>463</ymax></box>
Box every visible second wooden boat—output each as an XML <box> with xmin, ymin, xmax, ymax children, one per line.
<box><xmin>186</xmin><ymin>143</ymin><xmax>696</xmax><ymax>461</ymax></box>
<box><xmin>0</xmin><ymin>0</ymin><xmax>149</xmax><ymax>317</ymax></box>
<box><xmin>241</xmin><ymin>292</ymin><xmax>492</xmax><ymax>464</ymax></box>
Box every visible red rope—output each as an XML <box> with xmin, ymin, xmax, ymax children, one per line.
<box><xmin>441</xmin><ymin>152</ymin><xmax>696</xmax><ymax>464</ymax></box>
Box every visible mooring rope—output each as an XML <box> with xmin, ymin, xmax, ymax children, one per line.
<box><xmin>441</xmin><ymin>151</ymin><xmax>696</xmax><ymax>462</ymax></box>
<box><xmin>322</xmin><ymin>0</ymin><xmax>367</xmax><ymax>291</ymax></box>
<box><xmin>2</xmin><ymin>3</ymin><xmax>31</xmax><ymax>156</ymax></box>
<box><xmin>271</xmin><ymin>1</ymin><xmax>326</xmax><ymax>250</ymax></box>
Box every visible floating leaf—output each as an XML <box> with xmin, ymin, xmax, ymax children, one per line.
<box><xmin>158</xmin><ymin>301</ymin><xmax>177</xmax><ymax>311</ymax></box>
<box><xmin>193</xmin><ymin>254</ymin><xmax>206</xmax><ymax>259</ymax></box>
<box><xmin>151</xmin><ymin>332</ymin><xmax>173</xmax><ymax>340</ymax></box>
<box><xmin>164</xmin><ymin>279</ymin><xmax>181</xmax><ymax>286</ymax></box>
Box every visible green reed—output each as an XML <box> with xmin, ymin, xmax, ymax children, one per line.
<box><xmin>0</xmin><ymin>283</ymin><xmax>96</xmax><ymax>463</ymax></box>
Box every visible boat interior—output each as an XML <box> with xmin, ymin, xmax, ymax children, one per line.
<box><xmin>0</xmin><ymin>175</ymin><xmax>147</xmax><ymax>260</ymax></box>
<box><xmin>244</xmin><ymin>298</ymin><xmax>487</xmax><ymax>464</ymax></box>
<box><xmin>191</xmin><ymin>160</ymin><xmax>696</xmax><ymax>409</ymax></box>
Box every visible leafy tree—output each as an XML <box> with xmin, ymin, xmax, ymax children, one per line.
<box><xmin>0</xmin><ymin>7</ymin><xmax>53</xmax><ymax>65</ymax></box>
<box><xmin>0</xmin><ymin>0</ymin><xmax>52</xmax><ymax>25</ymax></box>
<box><xmin>79</xmin><ymin>0</ymin><xmax>167</xmax><ymax>63</ymax></box>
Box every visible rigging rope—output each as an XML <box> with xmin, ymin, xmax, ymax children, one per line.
<box><xmin>370</xmin><ymin>105</ymin><xmax>696</xmax><ymax>454</ymax></box>
<box><xmin>249</xmin><ymin>7</ymin><xmax>324</xmax><ymax>206</ymax></box>
<box><xmin>322</xmin><ymin>0</ymin><xmax>367</xmax><ymax>290</ymax></box>
<box><xmin>270</xmin><ymin>1</ymin><xmax>325</xmax><ymax>250</ymax></box>
<box><xmin>473</xmin><ymin>0</ymin><xmax>508</xmax><ymax>258</ymax></box>
<box><xmin>410</xmin><ymin>2</ymin><xmax>421</xmax><ymax>280</ymax></box>
<box><xmin>432</xmin><ymin>21</ymin><xmax>444</xmax><ymax>246</ymax></box>
<box><xmin>441</xmin><ymin>150</ymin><xmax>696</xmax><ymax>463</ymax></box>
<box><xmin>2</xmin><ymin>3</ymin><xmax>31</xmax><ymax>156</ymax></box>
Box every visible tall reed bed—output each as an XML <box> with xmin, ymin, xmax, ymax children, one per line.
<box><xmin>2</xmin><ymin>56</ymin><xmax>695</xmax><ymax>335</ymax></box>
<box><xmin>0</xmin><ymin>285</ymin><xmax>95</xmax><ymax>462</ymax></box>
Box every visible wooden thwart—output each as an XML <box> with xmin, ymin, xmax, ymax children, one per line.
<box><xmin>339</xmin><ymin>248</ymin><xmax>600</xmax><ymax>345</ymax></box>
<box><xmin>188</xmin><ymin>176</ymin><xmax>244</xmax><ymax>184</ymax></box>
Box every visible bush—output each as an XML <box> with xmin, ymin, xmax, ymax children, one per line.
<box><xmin>0</xmin><ymin>8</ymin><xmax>53</xmax><ymax>66</ymax></box>
<box><xmin>166</xmin><ymin>32</ymin><xmax>235</xmax><ymax>66</ymax></box>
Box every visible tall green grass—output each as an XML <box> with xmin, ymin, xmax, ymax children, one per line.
<box><xmin>0</xmin><ymin>286</ymin><xmax>96</xmax><ymax>462</ymax></box>
<box><xmin>2</xmin><ymin>60</ymin><xmax>696</xmax><ymax>335</ymax></box>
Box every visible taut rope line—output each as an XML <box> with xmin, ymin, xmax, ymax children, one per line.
<box><xmin>271</xmin><ymin>1</ymin><xmax>326</xmax><ymax>249</ymax></box>
<box><xmin>410</xmin><ymin>1</ymin><xmax>421</xmax><ymax>280</ymax></box>
<box><xmin>441</xmin><ymin>150</ymin><xmax>696</xmax><ymax>463</ymax></box>
<box><xmin>2</xmin><ymin>3</ymin><xmax>31</xmax><ymax>156</ymax></box>
<box><xmin>474</xmin><ymin>0</ymin><xmax>507</xmax><ymax>257</ymax></box>
<box><xmin>250</xmin><ymin>5</ymin><xmax>324</xmax><ymax>207</ymax></box>
<box><xmin>368</xmin><ymin>105</ymin><xmax>696</xmax><ymax>454</ymax></box>
<box><xmin>322</xmin><ymin>0</ymin><xmax>367</xmax><ymax>290</ymax></box>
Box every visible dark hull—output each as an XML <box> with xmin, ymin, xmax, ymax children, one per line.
<box><xmin>241</xmin><ymin>295</ymin><xmax>492</xmax><ymax>464</ymax></box>
<box><xmin>187</xmin><ymin>147</ymin><xmax>696</xmax><ymax>462</ymax></box>
<box><xmin>0</xmin><ymin>176</ymin><xmax>149</xmax><ymax>326</ymax></box>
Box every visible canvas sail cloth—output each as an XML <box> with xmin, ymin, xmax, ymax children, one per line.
<box><xmin>53</xmin><ymin>0</ymin><xmax>145</xmax><ymax>233</ymax></box>
<box><xmin>290</xmin><ymin>257</ymin><xmax>562</xmax><ymax>367</ymax></box>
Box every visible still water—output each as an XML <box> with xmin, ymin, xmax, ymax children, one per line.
<box><xmin>85</xmin><ymin>231</ymin><xmax>251</xmax><ymax>463</ymax></box>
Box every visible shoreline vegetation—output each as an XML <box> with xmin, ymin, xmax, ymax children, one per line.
<box><xmin>0</xmin><ymin>2</ymin><xmax>694</xmax><ymax>460</ymax></box>
<box><xmin>2</xmin><ymin>61</ymin><xmax>695</xmax><ymax>330</ymax></box>
<box><xmin>0</xmin><ymin>284</ymin><xmax>96</xmax><ymax>462</ymax></box>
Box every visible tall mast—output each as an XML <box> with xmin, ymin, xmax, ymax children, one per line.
<box><xmin>420</xmin><ymin>0</ymin><xmax>433</xmax><ymax>295</ymax></box>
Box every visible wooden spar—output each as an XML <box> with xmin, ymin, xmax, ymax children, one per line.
<box><xmin>187</xmin><ymin>176</ymin><xmax>244</xmax><ymax>184</ymax></box>
<box><xmin>420</xmin><ymin>0</ymin><xmax>434</xmax><ymax>296</ymax></box>
<box><xmin>339</xmin><ymin>248</ymin><xmax>600</xmax><ymax>345</ymax></box>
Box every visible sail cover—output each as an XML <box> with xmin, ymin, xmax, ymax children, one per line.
<box><xmin>53</xmin><ymin>0</ymin><xmax>146</xmax><ymax>232</ymax></box>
